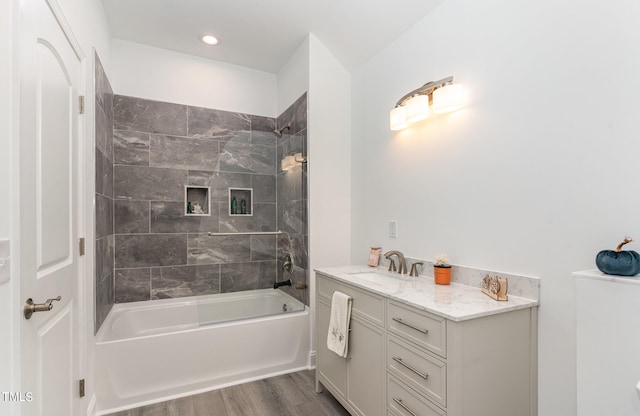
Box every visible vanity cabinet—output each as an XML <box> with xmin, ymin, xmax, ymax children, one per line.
<box><xmin>316</xmin><ymin>271</ymin><xmax>537</xmax><ymax>416</ymax></box>
<box><xmin>316</xmin><ymin>273</ymin><xmax>386</xmax><ymax>416</ymax></box>
<box><xmin>386</xmin><ymin>300</ymin><xmax>536</xmax><ymax>416</ymax></box>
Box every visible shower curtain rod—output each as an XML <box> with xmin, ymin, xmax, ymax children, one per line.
<box><xmin>207</xmin><ymin>231</ymin><xmax>283</xmax><ymax>236</ymax></box>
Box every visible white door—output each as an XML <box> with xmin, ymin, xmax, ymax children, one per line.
<box><xmin>19</xmin><ymin>0</ymin><xmax>83</xmax><ymax>414</ymax></box>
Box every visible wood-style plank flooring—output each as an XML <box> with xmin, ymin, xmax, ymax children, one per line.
<box><xmin>107</xmin><ymin>370</ymin><xmax>350</xmax><ymax>416</ymax></box>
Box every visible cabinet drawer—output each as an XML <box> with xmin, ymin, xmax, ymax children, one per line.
<box><xmin>387</xmin><ymin>335</ymin><xmax>446</xmax><ymax>408</ymax></box>
<box><xmin>387</xmin><ymin>301</ymin><xmax>446</xmax><ymax>358</ymax></box>
<box><xmin>318</xmin><ymin>273</ymin><xmax>384</xmax><ymax>325</ymax></box>
<box><xmin>388</xmin><ymin>374</ymin><xmax>445</xmax><ymax>416</ymax></box>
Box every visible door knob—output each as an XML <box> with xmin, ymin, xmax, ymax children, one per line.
<box><xmin>24</xmin><ymin>296</ymin><xmax>61</xmax><ymax>320</ymax></box>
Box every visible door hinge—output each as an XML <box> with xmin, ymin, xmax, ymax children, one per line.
<box><xmin>79</xmin><ymin>95</ymin><xmax>85</xmax><ymax>114</ymax></box>
<box><xmin>79</xmin><ymin>379</ymin><xmax>85</xmax><ymax>398</ymax></box>
<box><xmin>79</xmin><ymin>238</ymin><xmax>85</xmax><ymax>256</ymax></box>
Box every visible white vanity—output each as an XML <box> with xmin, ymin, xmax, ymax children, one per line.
<box><xmin>315</xmin><ymin>266</ymin><xmax>539</xmax><ymax>416</ymax></box>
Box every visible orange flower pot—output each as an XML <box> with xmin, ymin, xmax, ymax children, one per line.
<box><xmin>434</xmin><ymin>266</ymin><xmax>451</xmax><ymax>285</ymax></box>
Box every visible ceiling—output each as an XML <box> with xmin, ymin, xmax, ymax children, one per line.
<box><xmin>101</xmin><ymin>0</ymin><xmax>445</xmax><ymax>73</ymax></box>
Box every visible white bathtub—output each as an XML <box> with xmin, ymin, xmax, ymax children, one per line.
<box><xmin>94</xmin><ymin>289</ymin><xmax>310</xmax><ymax>414</ymax></box>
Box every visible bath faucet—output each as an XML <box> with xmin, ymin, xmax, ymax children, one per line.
<box><xmin>409</xmin><ymin>262</ymin><xmax>423</xmax><ymax>277</ymax></box>
<box><xmin>274</xmin><ymin>279</ymin><xmax>292</xmax><ymax>289</ymax></box>
<box><xmin>384</xmin><ymin>250</ymin><xmax>407</xmax><ymax>274</ymax></box>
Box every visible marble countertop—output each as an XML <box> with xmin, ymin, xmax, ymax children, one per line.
<box><xmin>315</xmin><ymin>265</ymin><xmax>539</xmax><ymax>322</ymax></box>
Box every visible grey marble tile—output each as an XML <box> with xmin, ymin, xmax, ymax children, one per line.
<box><xmin>292</xmin><ymin>92</ymin><xmax>307</xmax><ymax>134</ymax></box>
<box><xmin>188</xmin><ymin>171</ymin><xmax>252</xmax><ymax>201</ymax></box>
<box><xmin>220</xmin><ymin>260</ymin><xmax>277</xmax><ymax>293</ymax></box>
<box><xmin>252</xmin><ymin>174</ymin><xmax>276</xmax><ymax>204</ymax></box>
<box><xmin>187</xmin><ymin>106</ymin><xmax>250</xmax><ymax>142</ymax></box>
<box><xmin>150</xmin><ymin>201</ymin><xmax>219</xmax><ymax>234</ymax></box>
<box><xmin>95</xmin><ymin>104</ymin><xmax>112</xmax><ymax>160</ymax></box>
<box><xmin>114</xmin><ymin>95</ymin><xmax>188</xmax><ymax>136</ymax></box>
<box><xmin>219</xmin><ymin>203</ymin><xmax>276</xmax><ymax>233</ymax></box>
<box><xmin>114</xmin><ymin>130</ymin><xmax>150</xmax><ymax>166</ymax></box>
<box><xmin>277</xmin><ymin>265</ymin><xmax>307</xmax><ymax>305</ymax></box>
<box><xmin>95</xmin><ymin>194</ymin><xmax>114</xmax><ymax>239</ymax></box>
<box><xmin>276</xmin><ymin>104</ymin><xmax>294</xmax><ymax>145</ymax></box>
<box><xmin>250</xmin><ymin>115</ymin><xmax>276</xmax><ymax>146</ymax></box>
<box><xmin>94</xmin><ymin>52</ymin><xmax>113</xmax><ymax>122</ymax></box>
<box><xmin>219</xmin><ymin>142</ymin><xmax>276</xmax><ymax>175</ymax></box>
<box><xmin>279</xmin><ymin>200</ymin><xmax>305</xmax><ymax>236</ymax></box>
<box><xmin>187</xmin><ymin>170</ymin><xmax>215</xmax><ymax>187</ymax></box>
<box><xmin>115</xmin><ymin>234</ymin><xmax>188</xmax><ymax>268</ymax></box>
<box><xmin>250</xmin><ymin>114</ymin><xmax>276</xmax><ymax>132</ymax></box>
<box><xmin>114</xmin><ymin>165</ymin><xmax>187</xmax><ymax>201</ymax></box>
<box><xmin>95</xmin><ymin>147</ymin><xmax>113</xmax><ymax>198</ymax></box>
<box><xmin>187</xmin><ymin>234</ymin><xmax>251</xmax><ymax>265</ymax></box>
<box><xmin>115</xmin><ymin>268</ymin><xmax>151</xmax><ymax>303</ymax></box>
<box><xmin>278</xmin><ymin>234</ymin><xmax>308</xmax><ymax>271</ymax></box>
<box><xmin>151</xmin><ymin>264</ymin><xmax>220</xmax><ymax>299</ymax></box>
<box><xmin>251</xmin><ymin>235</ymin><xmax>277</xmax><ymax>261</ymax></box>
<box><xmin>149</xmin><ymin>134</ymin><xmax>220</xmax><ymax>170</ymax></box>
<box><xmin>96</xmin><ymin>235</ymin><xmax>115</xmax><ymax>284</ymax></box>
<box><xmin>277</xmin><ymin>166</ymin><xmax>303</xmax><ymax>203</ymax></box>
<box><xmin>114</xmin><ymin>200</ymin><xmax>149</xmax><ymax>234</ymax></box>
<box><xmin>95</xmin><ymin>271</ymin><xmax>114</xmax><ymax>334</ymax></box>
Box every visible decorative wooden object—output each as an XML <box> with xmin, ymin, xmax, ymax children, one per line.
<box><xmin>368</xmin><ymin>247</ymin><xmax>382</xmax><ymax>267</ymax></box>
<box><xmin>482</xmin><ymin>275</ymin><xmax>508</xmax><ymax>301</ymax></box>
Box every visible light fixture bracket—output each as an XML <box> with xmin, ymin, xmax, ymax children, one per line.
<box><xmin>394</xmin><ymin>76</ymin><xmax>454</xmax><ymax>108</ymax></box>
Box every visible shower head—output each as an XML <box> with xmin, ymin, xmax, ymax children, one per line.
<box><xmin>273</xmin><ymin>125</ymin><xmax>290</xmax><ymax>138</ymax></box>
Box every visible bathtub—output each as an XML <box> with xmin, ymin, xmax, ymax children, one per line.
<box><xmin>94</xmin><ymin>289</ymin><xmax>310</xmax><ymax>414</ymax></box>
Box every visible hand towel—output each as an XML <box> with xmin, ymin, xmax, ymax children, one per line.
<box><xmin>327</xmin><ymin>291</ymin><xmax>352</xmax><ymax>358</ymax></box>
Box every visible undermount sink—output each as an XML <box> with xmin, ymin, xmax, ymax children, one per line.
<box><xmin>347</xmin><ymin>270</ymin><xmax>412</xmax><ymax>284</ymax></box>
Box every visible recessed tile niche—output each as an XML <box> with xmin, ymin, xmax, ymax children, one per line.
<box><xmin>185</xmin><ymin>186</ymin><xmax>211</xmax><ymax>216</ymax></box>
<box><xmin>229</xmin><ymin>188</ymin><xmax>253</xmax><ymax>216</ymax></box>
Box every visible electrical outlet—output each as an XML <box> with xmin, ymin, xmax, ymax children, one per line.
<box><xmin>389</xmin><ymin>220</ymin><xmax>397</xmax><ymax>239</ymax></box>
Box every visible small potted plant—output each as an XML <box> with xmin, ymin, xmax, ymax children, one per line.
<box><xmin>433</xmin><ymin>254</ymin><xmax>452</xmax><ymax>285</ymax></box>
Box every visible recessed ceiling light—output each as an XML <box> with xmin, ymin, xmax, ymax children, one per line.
<box><xmin>201</xmin><ymin>34</ymin><xmax>219</xmax><ymax>45</ymax></box>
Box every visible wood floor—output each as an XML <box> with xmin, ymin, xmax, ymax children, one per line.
<box><xmin>107</xmin><ymin>370</ymin><xmax>350</xmax><ymax>416</ymax></box>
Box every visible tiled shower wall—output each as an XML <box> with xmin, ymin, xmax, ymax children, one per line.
<box><xmin>95</xmin><ymin>52</ymin><xmax>115</xmax><ymax>332</ymax></box>
<box><xmin>109</xmin><ymin>93</ymin><xmax>308</xmax><ymax>305</ymax></box>
<box><xmin>276</xmin><ymin>94</ymin><xmax>308</xmax><ymax>304</ymax></box>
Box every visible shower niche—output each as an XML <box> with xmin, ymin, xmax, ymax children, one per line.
<box><xmin>229</xmin><ymin>188</ymin><xmax>253</xmax><ymax>216</ymax></box>
<box><xmin>185</xmin><ymin>186</ymin><xmax>211</xmax><ymax>216</ymax></box>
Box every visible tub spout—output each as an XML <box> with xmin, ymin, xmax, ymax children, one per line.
<box><xmin>274</xmin><ymin>279</ymin><xmax>292</xmax><ymax>289</ymax></box>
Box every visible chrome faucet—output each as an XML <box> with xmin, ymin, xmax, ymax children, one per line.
<box><xmin>384</xmin><ymin>250</ymin><xmax>407</xmax><ymax>275</ymax></box>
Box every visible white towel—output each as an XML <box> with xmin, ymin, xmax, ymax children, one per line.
<box><xmin>327</xmin><ymin>291</ymin><xmax>352</xmax><ymax>358</ymax></box>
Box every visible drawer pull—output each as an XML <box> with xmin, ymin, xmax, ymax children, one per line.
<box><xmin>393</xmin><ymin>398</ymin><xmax>420</xmax><ymax>416</ymax></box>
<box><xmin>392</xmin><ymin>356</ymin><xmax>429</xmax><ymax>380</ymax></box>
<box><xmin>392</xmin><ymin>317</ymin><xmax>429</xmax><ymax>334</ymax></box>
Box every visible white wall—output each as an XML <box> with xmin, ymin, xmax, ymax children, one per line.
<box><xmin>307</xmin><ymin>34</ymin><xmax>352</xmax><ymax>364</ymax></box>
<box><xmin>111</xmin><ymin>39</ymin><xmax>277</xmax><ymax>117</ymax></box>
<box><xmin>351</xmin><ymin>0</ymin><xmax>640</xmax><ymax>415</ymax></box>
<box><xmin>277</xmin><ymin>38</ymin><xmax>309</xmax><ymax>116</ymax></box>
<box><xmin>308</xmin><ymin>34</ymin><xmax>351</xmax><ymax>272</ymax></box>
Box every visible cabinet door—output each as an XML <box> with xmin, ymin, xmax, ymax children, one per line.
<box><xmin>348</xmin><ymin>317</ymin><xmax>385</xmax><ymax>416</ymax></box>
<box><xmin>317</xmin><ymin>299</ymin><xmax>347</xmax><ymax>397</ymax></box>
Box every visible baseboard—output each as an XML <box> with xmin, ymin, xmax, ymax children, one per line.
<box><xmin>308</xmin><ymin>350</ymin><xmax>317</xmax><ymax>368</ymax></box>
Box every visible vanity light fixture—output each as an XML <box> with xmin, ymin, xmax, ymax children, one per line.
<box><xmin>201</xmin><ymin>34</ymin><xmax>219</xmax><ymax>45</ymax></box>
<box><xmin>390</xmin><ymin>76</ymin><xmax>463</xmax><ymax>131</ymax></box>
<box><xmin>281</xmin><ymin>153</ymin><xmax>307</xmax><ymax>171</ymax></box>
